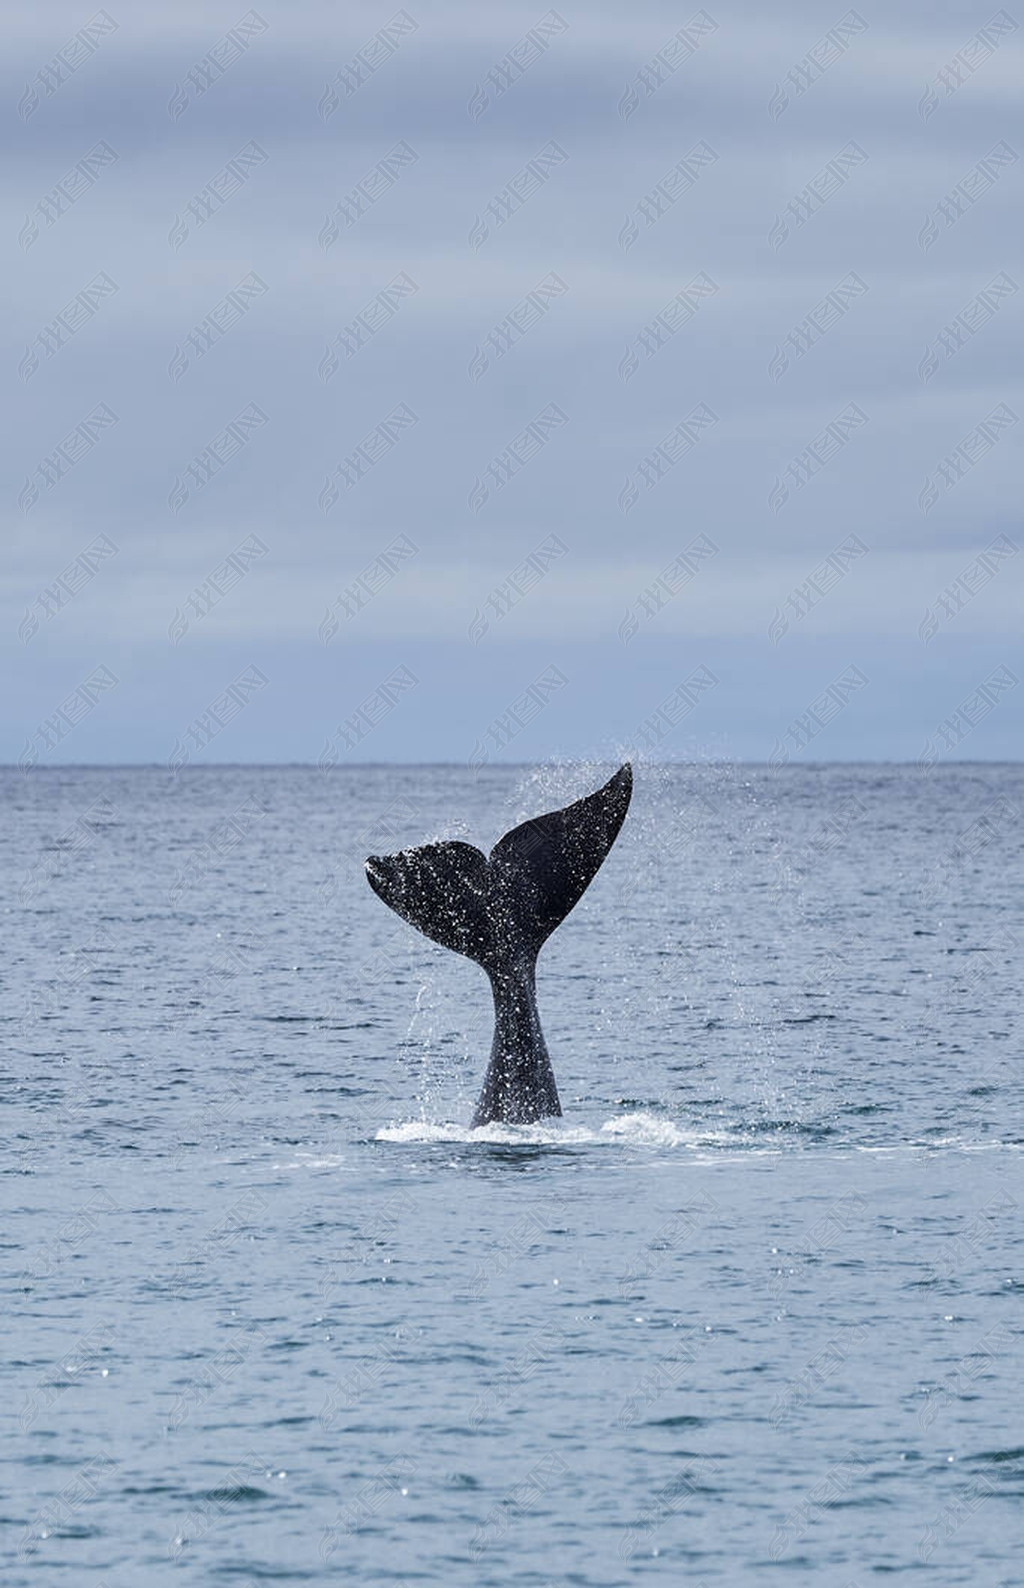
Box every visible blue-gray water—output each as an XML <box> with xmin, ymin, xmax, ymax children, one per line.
<box><xmin>4</xmin><ymin>763</ymin><xmax>1022</xmax><ymax>1587</ymax></box>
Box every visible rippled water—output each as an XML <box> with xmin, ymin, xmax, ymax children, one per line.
<box><xmin>4</xmin><ymin>763</ymin><xmax>1023</xmax><ymax>1585</ymax></box>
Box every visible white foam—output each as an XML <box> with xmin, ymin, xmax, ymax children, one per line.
<box><xmin>375</xmin><ymin>1110</ymin><xmax>718</xmax><ymax>1148</ymax></box>
<box><xmin>599</xmin><ymin>1111</ymin><xmax>714</xmax><ymax>1148</ymax></box>
<box><xmin>376</xmin><ymin>1118</ymin><xmax>595</xmax><ymax>1146</ymax></box>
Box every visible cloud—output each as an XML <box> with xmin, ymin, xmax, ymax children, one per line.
<box><xmin>3</xmin><ymin>0</ymin><xmax>1021</xmax><ymax>761</ymax></box>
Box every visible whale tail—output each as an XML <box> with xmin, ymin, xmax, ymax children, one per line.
<box><xmin>364</xmin><ymin>763</ymin><xmax>632</xmax><ymax>1125</ymax></box>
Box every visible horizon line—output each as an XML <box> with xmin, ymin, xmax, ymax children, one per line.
<box><xmin>2</xmin><ymin>759</ymin><xmax>1022</xmax><ymax>771</ymax></box>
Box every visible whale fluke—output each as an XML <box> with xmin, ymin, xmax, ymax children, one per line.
<box><xmin>365</xmin><ymin>763</ymin><xmax>632</xmax><ymax>1126</ymax></box>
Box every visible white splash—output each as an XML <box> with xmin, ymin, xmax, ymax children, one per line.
<box><xmin>376</xmin><ymin>1110</ymin><xmax>718</xmax><ymax>1149</ymax></box>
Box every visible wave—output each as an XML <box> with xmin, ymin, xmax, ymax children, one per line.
<box><xmin>375</xmin><ymin>1110</ymin><xmax>746</xmax><ymax>1150</ymax></box>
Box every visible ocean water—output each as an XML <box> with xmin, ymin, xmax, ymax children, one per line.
<box><xmin>3</xmin><ymin>762</ymin><xmax>1023</xmax><ymax>1587</ymax></box>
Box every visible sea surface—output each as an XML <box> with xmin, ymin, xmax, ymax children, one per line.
<box><xmin>3</xmin><ymin>762</ymin><xmax>1022</xmax><ymax>1587</ymax></box>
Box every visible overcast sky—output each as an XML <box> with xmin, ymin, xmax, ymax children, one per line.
<box><xmin>4</xmin><ymin>0</ymin><xmax>1022</xmax><ymax>765</ymax></box>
